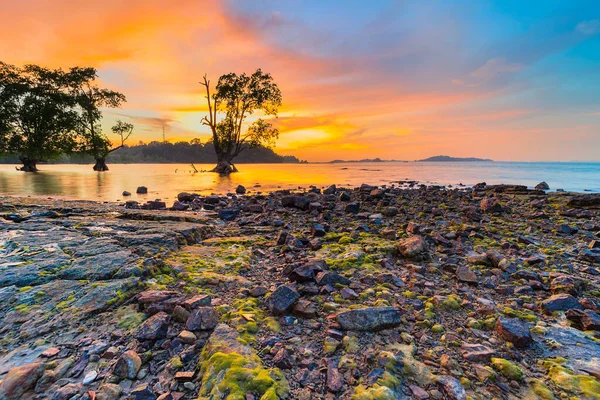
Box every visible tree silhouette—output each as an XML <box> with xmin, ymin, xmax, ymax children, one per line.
<box><xmin>200</xmin><ymin>69</ymin><xmax>282</xmax><ymax>174</ymax></box>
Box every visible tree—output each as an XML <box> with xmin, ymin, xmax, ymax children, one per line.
<box><xmin>0</xmin><ymin>62</ymin><xmax>79</xmax><ymax>171</ymax></box>
<box><xmin>69</xmin><ymin>67</ymin><xmax>129</xmax><ymax>171</ymax></box>
<box><xmin>200</xmin><ymin>69</ymin><xmax>282</xmax><ymax>174</ymax></box>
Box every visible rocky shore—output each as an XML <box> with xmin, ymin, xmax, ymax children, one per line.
<box><xmin>0</xmin><ymin>182</ymin><xmax>599</xmax><ymax>400</ymax></box>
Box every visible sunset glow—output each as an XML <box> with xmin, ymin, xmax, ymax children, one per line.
<box><xmin>2</xmin><ymin>0</ymin><xmax>599</xmax><ymax>161</ymax></box>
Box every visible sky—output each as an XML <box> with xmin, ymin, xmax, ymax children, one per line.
<box><xmin>1</xmin><ymin>0</ymin><xmax>600</xmax><ymax>162</ymax></box>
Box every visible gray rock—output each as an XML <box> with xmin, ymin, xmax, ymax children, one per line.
<box><xmin>437</xmin><ymin>375</ymin><xmax>467</xmax><ymax>400</ymax></box>
<box><xmin>185</xmin><ymin>307</ymin><xmax>219</xmax><ymax>331</ymax></box>
<box><xmin>495</xmin><ymin>317</ymin><xmax>533</xmax><ymax>348</ymax></box>
<box><xmin>535</xmin><ymin>181</ymin><xmax>550</xmax><ymax>190</ymax></box>
<box><xmin>267</xmin><ymin>285</ymin><xmax>300</xmax><ymax>315</ymax></box>
<box><xmin>541</xmin><ymin>294</ymin><xmax>583</xmax><ymax>314</ymax></box>
<box><xmin>336</xmin><ymin>307</ymin><xmax>401</xmax><ymax>331</ymax></box>
<box><xmin>113</xmin><ymin>350</ymin><xmax>142</xmax><ymax>379</ymax></box>
<box><xmin>134</xmin><ymin>311</ymin><xmax>170</xmax><ymax>340</ymax></box>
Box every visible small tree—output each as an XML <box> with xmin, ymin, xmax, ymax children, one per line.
<box><xmin>0</xmin><ymin>62</ymin><xmax>79</xmax><ymax>171</ymax></box>
<box><xmin>200</xmin><ymin>69</ymin><xmax>282</xmax><ymax>174</ymax></box>
<box><xmin>69</xmin><ymin>67</ymin><xmax>129</xmax><ymax>171</ymax></box>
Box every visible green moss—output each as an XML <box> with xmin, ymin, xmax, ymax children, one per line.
<box><xmin>324</xmin><ymin>337</ymin><xmax>339</xmax><ymax>355</ymax></box>
<box><xmin>343</xmin><ymin>336</ymin><xmax>360</xmax><ymax>353</ymax></box>
<box><xmin>115</xmin><ymin>305</ymin><xmax>146</xmax><ymax>331</ymax></box>
<box><xmin>431</xmin><ymin>324</ymin><xmax>445</xmax><ymax>333</ymax></box>
<box><xmin>15</xmin><ymin>303</ymin><xmax>31</xmax><ymax>313</ymax></box>
<box><xmin>18</xmin><ymin>286</ymin><xmax>32</xmax><ymax>292</ymax></box>
<box><xmin>527</xmin><ymin>378</ymin><xmax>555</xmax><ymax>400</ymax></box>
<box><xmin>197</xmin><ymin>351</ymin><xmax>288</xmax><ymax>400</ymax></box>
<box><xmin>170</xmin><ymin>356</ymin><xmax>183</xmax><ymax>370</ymax></box>
<box><xmin>491</xmin><ymin>358</ymin><xmax>523</xmax><ymax>381</ymax></box>
<box><xmin>503</xmin><ymin>307</ymin><xmax>538</xmax><ymax>323</ymax></box>
<box><xmin>539</xmin><ymin>358</ymin><xmax>600</xmax><ymax>399</ymax></box>
<box><xmin>442</xmin><ymin>295</ymin><xmax>461</xmax><ymax>310</ymax></box>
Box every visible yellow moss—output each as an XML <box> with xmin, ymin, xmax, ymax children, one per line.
<box><xmin>491</xmin><ymin>358</ymin><xmax>524</xmax><ymax>381</ymax></box>
<box><xmin>431</xmin><ymin>324</ymin><xmax>445</xmax><ymax>333</ymax></box>
<box><xmin>527</xmin><ymin>378</ymin><xmax>555</xmax><ymax>400</ymax></box>
<box><xmin>343</xmin><ymin>336</ymin><xmax>360</xmax><ymax>353</ymax></box>
<box><xmin>539</xmin><ymin>358</ymin><xmax>600</xmax><ymax>399</ymax></box>
<box><xmin>170</xmin><ymin>356</ymin><xmax>183</xmax><ymax>370</ymax></box>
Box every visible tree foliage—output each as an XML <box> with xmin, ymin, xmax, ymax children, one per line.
<box><xmin>201</xmin><ymin>69</ymin><xmax>282</xmax><ymax>174</ymax></box>
<box><xmin>0</xmin><ymin>62</ymin><xmax>79</xmax><ymax>171</ymax></box>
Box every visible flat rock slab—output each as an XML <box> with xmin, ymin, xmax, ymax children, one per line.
<box><xmin>336</xmin><ymin>307</ymin><xmax>402</xmax><ymax>331</ymax></box>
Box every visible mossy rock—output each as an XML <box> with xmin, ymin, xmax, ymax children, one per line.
<box><xmin>491</xmin><ymin>357</ymin><xmax>524</xmax><ymax>381</ymax></box>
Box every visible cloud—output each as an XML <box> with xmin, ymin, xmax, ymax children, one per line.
<box><xmin>470</xmin><ymin>58</ymin><xmax>524</xmax><ymax>81</ymax></box>
<box><xmin>576</xmin><ymin>20</ymin><xmax>600</xmax><ymax>35</ymax></box>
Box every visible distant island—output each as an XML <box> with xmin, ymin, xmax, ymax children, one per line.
<box><xmin>330</xmin><ymin>158</ymin><xmax>386</xmax><ymax>163</ymax></box>
<box><xmin>418</xmin><ymin>155</ymin><xmax>493</xmax><ymax>162</ymax></box>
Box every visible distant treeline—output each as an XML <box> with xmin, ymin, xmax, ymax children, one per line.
<box><xmin>0</xmin><ymin>140</ymin><xmax>302</xmax><ymax>165</ymax></box>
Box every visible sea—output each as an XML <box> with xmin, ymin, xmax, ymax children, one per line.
<box><xmin>0</xmin><ymin>161</ymin><xmax>598</xmax><ymax>202</ymax></box>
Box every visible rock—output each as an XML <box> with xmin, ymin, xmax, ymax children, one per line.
<box><xmin>177</xmin><ymin>192</ymin><xmax>196</xmax><ymax>202</ymax></box>
<box><xmin>272</xmin><ymin>348</ymin><xmax>293</xmax><ymax>369</ymax></box>
<box><xmin>338</xmin><ymin>192</ymin><xmax>351</xmax><ymax>202</ymax></box>
<box><xmin>267</xmin><ymin>285</ymin><xmax>300</xmax><ymax>315</ymax></box>
<box><xmin>461</xmin><ymin>343</ymin><xmax>495</xmax><ymax>362</ymax></box>
<box><xmin>0</xmin><ymin>362</ymin><xmax>45</xmax><ymax>399</ymax></box>
<box><xmin>480</xmin><ymin>197</ymin><xmax>503</xmax><ymax>213</ymax></box>
<box><xmin>397</xmin><ymin>235</ymin><xmax>429</xmax><ymax>260</ymax></box>
<box><xmin>183</xmin><ymin>294</ymin><xmax>212</xmax><ymax>310</ymax></box>
<box><xmin>52</xmin><ymin>383</ymin><xmax>84</xmax><ymax>400</ymax></box>
<box><xmin>178</xmin><ymin>330</ymin><xmax>197</xmax><ymax>344</ymax></box>
<box><xmin>311</xmin><ymin>224</ymin><xmax>326</xmax><ymax>237</ymax></box>
<box><xmin>113</xmin><ymin>350</ymin><xmax>142</xmax><ymax>379</ymax></box>
<box><xmin>96</xmin><ymin>383</ymin><xmax>122</xmax><ymax>400</ymax></box>
<box><xmin>236</xmin><ymin>185</ymin><xmax>246</xmax><ymax>194</ymax></box>
<box><xmin>567</xmin><ymin>194</ymin><xmax>600</xmax><ymax>208</ymax></box>
<box><xmin>456</xmin><ymin>266</ymin><xmax>478</xmax><ymax>284</ymax></box>
<box><xmin>326</xmin><ymin>359</ymin><xmax>343</xmax><ymax>392</ymax></box>
<box><xmin>541</xmin><ymin>294</ymin><xmax>583</xmax><ymax>314</ymax></box>
<box><xmin>495</xmin><ymin>317</ymin><xmax>533</xmax><ymax>348</ymax></box>
<box><xmin>437</xmin><ymin>375</ymin><xmax>467</xmax><ymax>400</ymax></box>
<box><xmin>185</xmin><ymin>307</ymin><xmax>219</xmax><ymax>331</ymax></box>
<box><xmin>134</xmin><ymin>311</ymin><xmax>170</xmax><ymax>340</ymax></box>
<box><xmin>315</xmin><ymin>271</ymin><xmax>351</xmax><ymax>286</ymax></box>
<box><xmin>282</xmin><ymin>195</ymin><xmax>310</xmax><ymax>210</ymax></box>
<box><xmin>219</xmin><ymin>209</ymin><xmax>239</xmax><ymax>221</ymax></box>
<box><xmin>136</xmin><ymin>186</ymin><xmax>148</xmax><ymax>194</ymax></box>
<box><xmin>175</xmin><ymin>371</ymin><xmax>195</xmax><ymax>381</ymax></box>
<box><xmin>565</xmin><ymin>309</ymin><xmax>600</xmax><ymax>331</ymax></box>
<box><xmin>345</xmin><ymin>202</ymin><xmax>360</xmax><ymax>213</ymax></box>
<box><xmin>336</xmin><ymin>307</ymin><xmax>401</xmax><ymax>331</ymax></box>
<box><xmin>535</xmin><ymin>181</ymin><xmax>550</xmax><ymax>190</ymax></box>
<box><xmin>131</xmin><ymin>383</ymin><xmax>156</xmax><ymax>400</ymax></box>
<box><xmin>40</xmin><ymin>347</ymin><xmax>60</xmax><ymax>358</ymax></box>
<box><xmin>82</xmin><ymin>370</ymin><xmax>98</xmax><ymax>385</ymax></box>
<box><xmin>122</xmin><ymin>191</ymin><xmax>131</xmax><ymax>196</ymax></box>
<box><xmin>323</xmin><ymin>185</ymin><xmax>336</xmax><ymax>195</ymax></box>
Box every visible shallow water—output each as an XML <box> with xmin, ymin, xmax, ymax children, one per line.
<box><xmin>0</xmin><ymin>161</ymin><xmax>598</xmax><ymax>201</ymax></box>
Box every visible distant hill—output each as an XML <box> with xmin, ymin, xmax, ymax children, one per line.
<box><xmin>418</xmin><ymin>155</ymin><xmax>493</xmax><ymax>162</ymax></box>
<box><xmin>330</xmin><ymin>158</ymin><xmax>385</xmax><ymax>163</ymax></box>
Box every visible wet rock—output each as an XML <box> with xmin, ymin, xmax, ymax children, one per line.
<box><xmin>397</xmin><ymin>235</ymin><xmax>429</xmax><ymax>260</ymax></box>
<box><xmin>541</xmin><ymin>293</ymin><xmax>583</xmax><ymax>314</ymax></box>
<box><xmin>113</xmin><ymin>350</ymin><xmax>142</xmax><ymax>379</ymax></box>
<box><xmin>236</xmin><ymin>185</ymin><xmax>246</xmax><ymax>194</ymax></box>
<box><xmin>267</xmin><ymin>285</ymin><xmax>300</xmax><ymax>315</ymax></box>
<box><xmin>336</xmin><ymin>307</ymin><xmax>401</xmax><ymax>331</ymax></box>
<box><xmin>185</xmin><ymin>307</ymin><xmax>219</xmax><ymax>331</ymax></box>
<box><xmin>136</xmin><ymin>186</ymin><xmax>148</xmax><ymax>194</ymax></box>
<box><xmin>323</xmin><ymin>184</ymin><xmax>336</xmax><ymax>195</ymax></box>
<box><xmin>495</xmin><ymin>317</ymin><xmax>533</xmax><ymax>348</ymax></box>
<box><xmin>122</xmin><ymin>191</ymin><xmax>131</xmax><ymax>196</ymax></box>
<box><xmin>0</xmin><ymin>362</ymin><xmax>45</xmax><ymax>399</ymax></box>
<box><xmin>134</xmin><ymin>311</ymin><xmax>170</xmax><ymax>340</ymax></box>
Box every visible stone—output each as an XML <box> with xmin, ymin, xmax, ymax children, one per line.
<box><xmin>535</xmin><ymin>181</ymin><xmax>550</xmax><ymax>190</ymax></box>
<box><xmin>178</xmin><ymin>330</ymin><xmax>197</xmax><ymax>344</ymax></box>
<box><xmin>40</xmin><ymin>347</ymin><xmax>60</xmax><ymax>358</ymax></box>
<box><xmin>267</xmin><ymin>285</ymin><xmax>300</xmax><ymax>315</ymax></box>
<box><xmin>134</xmin><ymin>311</ymin><xmax>170</xmax><ymax>340</ymax></box>
<box><xmin>136</xmin><ymin>186</ymin><xmax>148</xmax><ymax>194</ymax></box>
<box><xmin>336</xmin><ymin>307</ymin><xmax>401</xmax><ymax>331</ymax></box>
<box><xmin>397</xmin><ymin>235</ymin><xmax>429</xmax><ymax>260</ymax></box>
<box><xmin>315</xmin><ymin>271</ymin><xmax>351</xmax><ymax>286</ymax></box>
<box><xmin>236</xmin><ymin>185</ymin><xmax>246</xmax><ymax>194</ymax></box>
<box><xmin>541</xmin><ymin>293</ymin><xmax>583</xmax><ymax>314</ymax></box>
<box><xmin>52</xmin><ymin>383</ymin><xmax>84</xmax><ymax>400</ymax></box>
<box><xmin>131</xmin><ymin>383</ymin><xmax>156</xmax><ymax>400</ymax></box>
<box><xmin>461</xmin><ymin>343</ymin><xmax>496</xmax><ymax>362</ymax></box>
<box><xmin>323</xmin><ymin>184</ymin><xmax>336</xmax><ymax>194</ymax></box>
<box><xmin>456</xmin><ymin>266</ymin><xmax>478</xmax><ymax>284</ymax></box>
<box><xmin>480</xmin><ymin>197</ymin><xmax>503</xmax><ymax>213</ymax></box>
<box><xmin>219</xmin><ymin>209</ymin><xmax>239</xmax><ymax>221</ymax></box>
<box><xmin>183</xmin><ymin>295</ymin><xmax>212</xmax><ymax>310</ymax></box>
<box><xmin>311</xmin><ymin>224</ymin><xmax>326</xmax><ymax>237</ymax></box>
<box><xmin>82</xmin><ymin>370</ymin><xmax>98</xmax><ymax>385</ymax></box>
<box><xmin>113</xmin><ymin>350</ymin><xmax>142</xmax><ymax>379</ymax></box>
<box><xmin>282</xmin><ymin>195</ymin><xmax>310</xmax><ymax>210</ymax></box>
<box><xmin>345</xmin><ymin>202</ymin><xmax>360</xmax><ymax>213</ymax></box>
<box><xmin>272</xmin><ymin>348</ymin><xmax>293</xmax><ymax>369</ymax></box>
<box><xmin>175</xmin><ymin>371</ymin><xmax>195</xmax><ymax>381</ymax></box>
<box><xmin>96</xmin><ymin>383</ymin><xmax>123</xmax><ymax>400</ymax></box>
<box><xmin>326</xmin><ymin>359</ymin><xmax>343</xmax><ymax>392</ymax></box>
<box><xmin>186</xmin><ymin>307</ymin><xmax>219</xmax><ymax>331</ymax></box>
<box><xmin>566</xmin><ymin>309</ymin><xmax>600</xmax><ymax>331</ymax></box>
<box><xmin>437</xmin><ymin>375</ymin><xmax>467</xmax><ymax>400</ymax></box>
<box><xmin>495</xmin><ymin>317</ymin><xmax>533</xmax><ymax>348</ymax></box>
<box><xmin>338</xmin><ymin>192</ymin><xmax>351</xmax><ymax>202</ymax></box>
<box><xmin>0</xmin><ymin>362</ymin><xmax>45</xmax><ymax>399</ymax></box>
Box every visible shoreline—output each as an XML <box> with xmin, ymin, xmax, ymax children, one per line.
<box><xmin>0</xmin><ymin>183</ymin><xmax>599</xmax><ymax>399</ymax></box>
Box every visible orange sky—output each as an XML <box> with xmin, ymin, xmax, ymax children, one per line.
<box><xmin>1</xmin><ymin>0</ymin><xmax>599</xmax><ymax>161</ymax></box>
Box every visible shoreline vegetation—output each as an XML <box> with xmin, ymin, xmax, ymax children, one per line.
<box><xmin>0</xmin><ymin>181</ymin><xmax>599</xmax><ymax>399</ymax></box>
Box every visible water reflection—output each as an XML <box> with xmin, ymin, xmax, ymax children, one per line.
<box><xmin>0</xmin><ymin>162</ymin><xmax>598</xmax><ymax>201</ymax></box>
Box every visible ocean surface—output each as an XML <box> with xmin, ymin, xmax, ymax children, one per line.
<box><xmin>0</xmin><ymin>161</ymin><xmax>598</xmax><ymax>202</ymax></box>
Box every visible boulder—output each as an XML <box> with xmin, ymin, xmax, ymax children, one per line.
<box><xmin>236</xmin><ymin>185</ymin><xmax>246</xmax><ymax>194</ymax></box>
<box><xmin>535</xmin><ymin>181</ymin><xmax>550</xmax><ymax>190</ymax></box>
<box><xmin>315</xmin><ymin>271</ymin><xmax>351</xmax><ymax>286</ymax></box>
<box><xmin>136</xmin><ymin>186</ymin><xmax>148</xmax><ymax>194</ymax></box>
<box><xmin>495</xmin><ymin>317</ymin><xmax>533</xmax><ymax>348</ymax></box>
<box><xmin>267</xmin><ymin>285</ymin><xmax>300</xmax><ymax>315</ymax></box>
<box><xmin>336</xmin><ymin>307</ymin><xmax>401</xmax><ymax>331</ymax></box>
<box><xmin>134</xmin><ymin>311</ymin><xmax>170</xmax><ymax>340</ymax></box>
<box><xmin>113</xmin><ymin>350</ymin><xmax>142</xmax><ymax>379</ymax></box>
<box><xmin>541</xmin><ymin>294</ymin><xmax>583</xmax><ymax>314</ymax></box>
<box><xmin>397</xmin><ymin>236</ymin><xmax>429</xmax><ymax>260</ymax></box>
<box><xmin>185</xmin><ymin>307</ymin><xmax>219</xmax><ymax>331</ymax></box>
<box><xmin>0</xmin><ymin>362</ymin><xmax>45</xmax><ymax>399</ymax></box>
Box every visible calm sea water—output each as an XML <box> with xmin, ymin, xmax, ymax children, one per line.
<box><xmin>0</xmin><ymin>162</ymin><xmax>598</xmax><ymax>202</ymax></box>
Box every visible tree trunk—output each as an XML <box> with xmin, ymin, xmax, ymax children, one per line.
<box><xmin>211</xmin><ymin>159</ymin><xmax>238</xmax><ymax>175</ymax></box>
<box><xmin>18</xmin><ymin>157</ymin><xmax>38</xmax><ymax>172</ymax></box>
<box><xmin>93</xmin><ymin>158</ymin><xmax>109</xmax><ymax>171</ymax></box>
